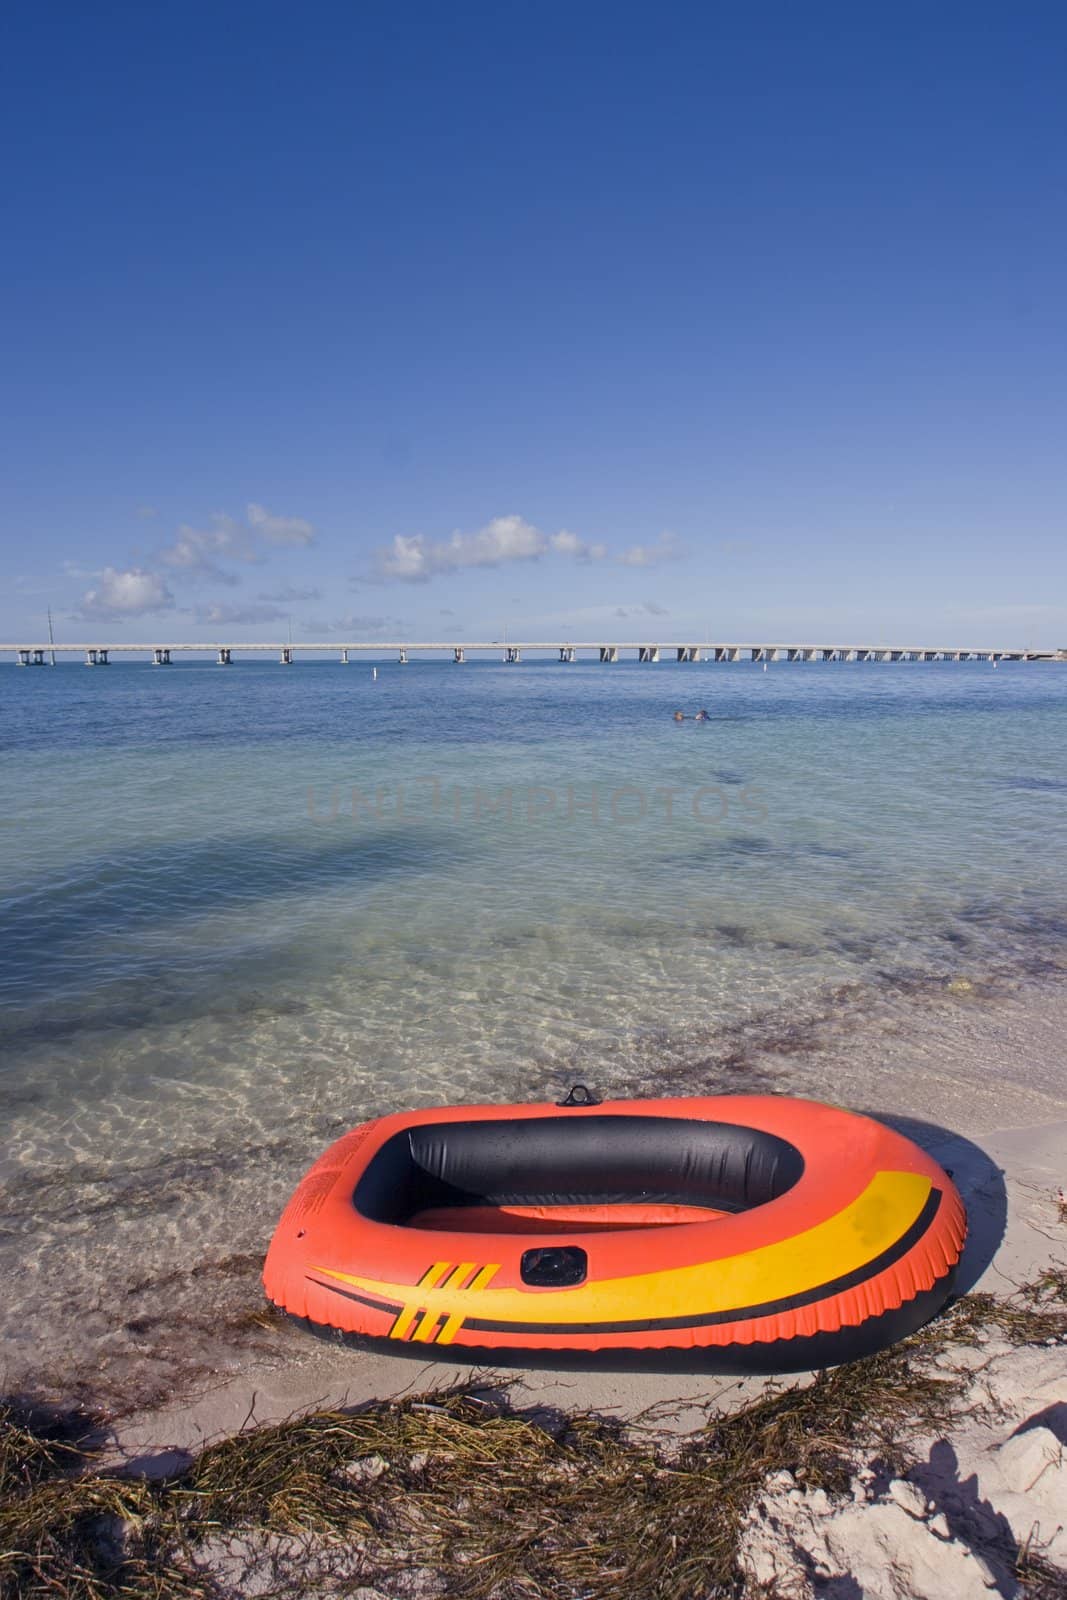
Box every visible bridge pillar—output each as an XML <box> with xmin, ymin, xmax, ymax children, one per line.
<box><xmin>599</xmin><ymin>645</ymin><xmax>618</xmax><ymax>662</ymax></box>
<box><xmin>638</xmin><ymin>645</ymin><xmax>660</xmax><ymax>663</ymax></box>
<box><xmin>152</xmin><ymin>647</ymin><xmax>171</xmax><ymax>665</ymax></box>
<box><xmin>453</xmin><ymin>647</ymin><xmax>466</xmax><ymax>663</ymax></box>
<box><xmin>16</xmin><ymin>649</ymin><xmax>29</xmax><ymax>667</ymax></box>
<box><xmin>85</xmin><ymin>648</ymin><xmax>109</xmax><ymax>666</ymax></box>
<box><xmin>676</xmin><ymin>645</ymin><xmax>700</xmax><ymax>662</ymax></box>
<box><xmin>398</xmin><ymin>647</ymin><xmax>409</xmax><ymax>664</ymax></box>
<box><xmin>217</xmin><ymin>647</ymin><xmax>232</xmax><ymax>666</ymax></box>
<box><xmin>280</xmin><ymin>647</ymin><xmax>293</xmax><ymax>665</ymax></box>
<box><xmin>504</xmin><ymin>645</ymin><xmax>521</xmax><ymax>663</ymax></box>
<box><xmin>30</xmin><ymin>648</ymin><xmax>45</xmax><ymax>666</ymax></box>
<box><xmin>559</xmin><ymin>645</ymin><xmax>575</xmax><ymax>662</ymax></box>
<box><xmin>340</xmin><ymin>649</ymin><xmax>349</xmax><ymax>664</ymax></box>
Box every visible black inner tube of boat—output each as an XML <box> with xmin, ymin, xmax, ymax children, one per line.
<box><xmin>353</xmin><ymin>1115</ymin><xmax>805</xmax><ymax>1225</ymax></box>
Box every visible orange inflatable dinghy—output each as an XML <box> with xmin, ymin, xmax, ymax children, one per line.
<box><xmin>263</xmin><ymin>1090</ymin><xmax>966</xmax><ymax>1371</ymax></box>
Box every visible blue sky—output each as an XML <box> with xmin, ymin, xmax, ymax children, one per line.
<box><xmin>2</xmin><ymin>2</ymin><xmax>1066</xmax><ymax>646</ymax></box>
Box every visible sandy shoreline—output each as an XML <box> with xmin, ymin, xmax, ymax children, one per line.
<box><xmin>4</xmin><ymin>976</ymin><xmax>1065</xmax><ymax>1596</ymax></box>
<box><xmin>5</xmin><ymin>955</ymin><xmax>1067</xmax><ymax>1413</ymax></box>
<box><xmin>13</xmin><ymin>1111</ymin><xmax>1045</xmax><ymax>1600</ymax></box>
<box><xmin>108</xmin><ymin>1115</ymin><xmax>1066</xmax><ymax>1458</ymax></box>
<box><xmin>92</xmin><ymin>1114</ymin><xmax>1064</xmax><ymax>1599</ymax></box>
<box><xmin>90</xmin><ymin>1096</ymin><xmax>1065</xmax><ymax>1600</ymax></box>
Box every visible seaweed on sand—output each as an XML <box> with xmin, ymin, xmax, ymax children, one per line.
<box><xmin>1</xmin><ymin>1273</ymin><xmax>1064</xmax><ymax>1600</ymax></box>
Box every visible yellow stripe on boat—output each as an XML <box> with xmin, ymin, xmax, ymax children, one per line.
<box><xmin>313</xmin><ymin>1169</ymin><xmax>930</xmax><ymax>1330</ymax></box>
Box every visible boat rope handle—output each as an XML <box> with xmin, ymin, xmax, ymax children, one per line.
<box><xmin>557</xmin><ymin>1083</ymin><xmax>601</xmax><ymax>1106</ymax></box>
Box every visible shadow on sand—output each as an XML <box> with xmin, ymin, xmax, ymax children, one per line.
<box><xmin>862</xmin><ymin>1112</ymin><xmax>1008</xmax><ymax>1299</ymax></box>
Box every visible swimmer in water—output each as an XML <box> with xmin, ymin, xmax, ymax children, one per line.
<box><xmin>672</xmin><ymin>710</ymin><xmax>685</xmax><ymax>721</ymax></box>
<box><xmin>694</xmin><ymin>708</ymin><xmax>710</xmax><ymax>722</ymax></box>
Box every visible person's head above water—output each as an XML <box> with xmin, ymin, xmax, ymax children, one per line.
<box><xmin>694</xmin><ymin>708</ymin><xmax>710</xmax><ymax>721</ymax></box>
<box><xmin>672</xmin><ymin>710</ymin><xmax>685</xmax><ymax>721</ymax></box>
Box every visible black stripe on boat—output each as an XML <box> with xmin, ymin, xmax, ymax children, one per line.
<box><xmin>461</xmin><ymin>1187</ymin><xmax>943</xmax><ymax>1337</ymax></box>
<box><xmin>305</xmin><ymin>1277</ymin><xmax>403</xmax><ymax>1318</ymax></box>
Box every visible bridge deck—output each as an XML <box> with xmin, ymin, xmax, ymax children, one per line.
<box><xmin>4</xmin><ymin>641</ymin><xmax>1060</xmax><ymax>657</ymax></box>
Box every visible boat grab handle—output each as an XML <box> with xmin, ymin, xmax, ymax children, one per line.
<box><xmin>557</xmin><ymin>1084</ymin><xmax>601</xmax><ymax>1107</ymax></box>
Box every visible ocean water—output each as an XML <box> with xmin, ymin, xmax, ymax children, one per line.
<box><xmin>2</xmin><ymin>658</ymin><xmax>1067</xmax><ymax>1400</ymax></box>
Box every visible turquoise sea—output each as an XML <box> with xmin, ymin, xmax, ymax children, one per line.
<box><xmin>2</xmin><ymin>659</ymin><xmax>1067</xmax><ymax>1399</ymax></box>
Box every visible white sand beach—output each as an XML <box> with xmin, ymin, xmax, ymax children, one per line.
<box><xmin>94</xmin><ymin>984</ymin><xmax>1066</xmax><ymax>1598</ymax></box>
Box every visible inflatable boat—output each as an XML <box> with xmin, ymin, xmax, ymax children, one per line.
<box><xmin>263</xmin><ymin>1091</ymin><xmax>966</xmax><ymax>1371</ymax></box>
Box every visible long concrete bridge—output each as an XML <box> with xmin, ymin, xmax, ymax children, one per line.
<box><xmin>6</xmin><ymin>640</ymin><xmax>1065</xmax><ymax>666</ymax></box>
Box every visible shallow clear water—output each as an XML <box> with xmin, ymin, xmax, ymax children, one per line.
<box><xmin>2</xmin><ymin>658</ymin><xmax>1067</xmax><ymax>1397</ymax></box>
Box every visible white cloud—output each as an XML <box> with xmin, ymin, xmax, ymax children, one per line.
<box><xmin>194</xmin><ymin>602</ymin><xmax>288</xmax><ymax>627</ymax></box>
<box><xmin>615</xmin><ymin>601</ymin><xmax>669</xmax><ymax>618</ymax></box>
<box><xmin>618</xmin><ymin>531</ymin><xmax>684</xmax><ymax>568</ymax></box>
<box><xmin>78</xmin><ymin>568</ymin><xmax>175</xmax><ymax>621</ymax></box>
<box><xmin>373</xmin><ymin>514</ymin><xmax>545</xmax><ymax>582</ymax></box>
<box><xmin>257</xmin><ymin>583</ymin><xmax>322</xmax><ymax>602</ymax></box>
<box><xmin>160</xmin><ymin>516</ymin><xmax>252</xmax><ymax>580</ymax></box>
<box><xmin>375</xmin><ymin>534</ymin><xmax>434</xmax><ymax>582</ymax></box>
<box><xmin>549</xmin><ymin>529</ymin><xmax>608</xmax><ymax>562</ymax></box>
<box><xmin>246</xmin><ymin>503</ymin><xmax>314</xmax><ymax>547</ymax></box>
<box><xmin>371</xmin><ymin>515</ymin><xmax>611</xmax><ymax>582</ymax></box>
<box><xmin>299</xmin><ymin>614</ymin><xmax>401</xmax><ymax>636</ymax></box>
<box><xmin>159</xmin><ymin>505</ymin><xmax>314</xmax><ymax>580</ymax></box>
